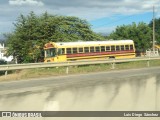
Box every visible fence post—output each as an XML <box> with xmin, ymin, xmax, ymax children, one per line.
<box><xmin>5</xmin><ymin>71</ymin><xmax>8</xmax><ymax>78</ymax></box>
<box><xmin>147</xmin><ymin>60</ymin><xmax>150</xmax><ymax>67</ymax></box>
<box><xmin>5</xmin><ymin>66</ymin><xmax>9</xmax><ymax>79</ymax></box>
<box><xmin>66</xmin><ymin>62</ymin><xmax>69</xmax><ymax>74</ymax></box>
<box><xmin>111</xmin><ymin>59</ymin><xmax>115</xmax><ymax>69</ymax></box>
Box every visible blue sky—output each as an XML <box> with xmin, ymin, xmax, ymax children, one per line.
<box><xmin>90</xmin><ymin>12</ymin><xmax>153</xmax><ymax>34</ymax></box>
<box><xmin>0</xmin><ymin>0</ymin><xmax>160</xmax><ymax>39</ymax></box>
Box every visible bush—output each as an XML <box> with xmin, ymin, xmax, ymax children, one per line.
<box><xmin>0</xmin><ymin>59</ymin><xmax>7</xmax><ymax>64</ymax></box>
<box><xmin>0</xmin><ymin>59</ymin><xmax>7</xmax><ymax>75</ymax></box>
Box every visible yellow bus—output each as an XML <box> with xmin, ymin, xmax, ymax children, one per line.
<box><xmin>44</xmin><ymin>40</ymin><xmax>135</xmax><ymax>62</ymax></box>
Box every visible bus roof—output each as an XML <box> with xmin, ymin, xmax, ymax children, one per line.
<box><xmin>55</xmin><ymin>40</ymin><xmax>134</xmax><ymax>47</ymax></box>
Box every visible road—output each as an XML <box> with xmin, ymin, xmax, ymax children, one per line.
<box><xmin>0</xmin><ymin>67</ymin><xmax>160</xmax><ymax>120</ymax></box>
<box><xmin>0</xmin><ymin>67</ymin><xmax>160</xmax><ymax>94</ymax></box>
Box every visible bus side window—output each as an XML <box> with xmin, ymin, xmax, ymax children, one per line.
<box><xmin>95</xmin><ymin>46</ymin><xmax>100</xmax><ymax>52</ymax></box>
<box><xmin>116</xmin><ymin>46</ymin><xmax>120</xmax><ymax>51</ymax></box>
<box><xmin>90</xmin><ymin>47</ymin><xmax>94</xmax><ymax>52</ymax></box>
<box><xmin>79</xmin><ymin>47</ymin><xmax>83</xmax><ymax>53</ymax></box>
<box><xmin>58</xmin><ymin>48</ymin><xmax>62</xmax><ymax>55</ymax></box>
<box><xmin>62</xmin><ymin>48</ymin><xmax>65</xmax><ymax>54</ymax></box>
<box><xmin>125</xmin><ymin>45</ymin><xmax>129</xmax><ymax>50</ymax></box>
<box><xmin>121</xmin><ymin>45</ymin><xmax>124</xmax><ymax>51</ymax></box>
<box><xmin>73</xmin><ymin>48</ymin><xmax>78</xmax><ymax>53</ymax></box>
<box><xmin>111</xmin><ymin>46</ymin><xmax>115</xmax><ymax>51</ymax></box>
<box><xmin>67</xmin><ymin>48</ymin><xmax>72</xmax><ymax>54</ymax></box>
<box><xmin>84</xmin><ymin>47</ymin><xmax>89</xmax><ymax>53</ymax></box>
<box><xmin>101</xmin><ymin>46</ymin><xmax>105</xmax><ymax>52</ymax></box>
<box><xmin>130</xmin><ymin>45</ymin><xmax>133</xmax><ymax>50</ymax></box>
<box><xmin>106</xmin><ymin>46</ymin><xmax>110</xmax><ymax>51</ymax></box>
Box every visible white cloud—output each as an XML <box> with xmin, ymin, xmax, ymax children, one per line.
<box><xmin>9</xmin><ymin>0</ymin><xmax>44</xmax><ymax>6</ymax></box>
<box><xmin>39</xmin><ymin>0</ymin><xmax>160</xmax><ymax>20</ymax></box>
<box><xmin>7</xmin><ymin>0</ymin><xmax>160</xmax><ymax>20</ymax></box>
<box><xmin>1</xmin><ymin>0</ymin><xmax>160</xmax><ymax>35</ymax></box>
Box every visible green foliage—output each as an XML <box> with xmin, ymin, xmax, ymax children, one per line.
<box><xmin>0</xmin><ymin>59</ymin><xmax>7</xmax><ymax>64</ymax></box>
<box><xmin>149</xmin><ymin>18</ymin><xmax>160</xmax><ymax>44</ymax></box>
<box><xmin>0</xmin><ymin>59</ymin><xmax>7</xmax><ymax>75</ymax></box>
<box><xmin>108</xmin><ymin>22</ymin><xmax>152</xmax><ymax>52</ymax></box>
<box><xmin>5</xmin><ymin>11</ymin><xmax>104</xmax><ymax>63</ymax></box>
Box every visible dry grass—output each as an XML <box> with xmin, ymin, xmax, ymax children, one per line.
<box><xmin>0</xmin><ymin>59</ymin><xmax>160</xmax><ymax>82</ymax></box>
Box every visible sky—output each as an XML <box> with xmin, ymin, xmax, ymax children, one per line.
<box><xmin>0</xmin><ymin>0</ymin><xmax>160</xmax><ymax>39</ymax></box>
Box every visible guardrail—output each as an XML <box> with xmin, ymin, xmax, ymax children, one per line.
<box><xmin>0</xmin><ymin>57</ymin><xmax>160</xmax><ymax>74</ymax></box>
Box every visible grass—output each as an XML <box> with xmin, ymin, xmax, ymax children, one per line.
<box><xmin>0</xmin><ymin>59</ymin><xmax>160</xmax><ymax>82</ymax></box>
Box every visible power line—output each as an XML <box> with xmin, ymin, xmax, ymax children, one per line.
<box><xmin>92</xmin><ymin>11</ymin><xmax>155</xmax><ymax>29</ymax></box>
<box><xmin>92</xmin><ymin>14</ymin><xmax>137</xmax><ymax>29</ymax></box>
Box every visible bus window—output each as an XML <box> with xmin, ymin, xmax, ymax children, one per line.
<box><xmin>45</xmin><ymin>48</ymin><xmax>56</xmax><ymax>57</ymax></box>
<box><xmin>111</xmin><ymin>46</ymin><xmax>115</xmax><ymax>51</ymax></box>
<box><xmin>125</xmin><ymin>45</ymin><xmax>129</xmax><ymax>50</ymax></box>
<box><xmin>73</xmin><ymin>48</ymin><xmax>78</xmax><ymax>53</ymax></box>
<box><xmin>130</xmin><ymin>45</ymin><xmax>133</xmax><ymax>50</ymax></box>
<box><xmin>79</xmin><ymin>47</ymin><xmax>83</xmax><ymax>53</ymax></box>
<box><xmin>101</xmin><ymin>46</ymin><xmax>105</xmax><ymax>52</ymax></box>
<box><xmin>121</xmin><ymin>45</ymin><xmax>124</xmax><ymax>51</ymax></box>
<box><xmin>90</xmin><ymin>47</ymin><xmax>94</xmax><ymax>52</ymax></box>
<box><xmin>106</xmin><ymin>46</ymin><xmax>110</xmax><ymax>51</ymax></box>
<box><xmin>116</xmin><ymin>46</ymin><xmax>120</xmax><ymax>51</ymax></box>
<box><xmin>67</xmin><ymin>48</ymin><xmax>72</xmax><ymax>54</ymax></box>
<box><xmin>84</xmin><ymin>47</ymin><xmax>89</xmax><ymax>53</ymax></box>
<box><xmin>62</xmin><ymin>48</ymin><xmax>65</xmax><ymax>54</ymax></box>
<box><xmin>95</xmin><ymin>46</ymin><xmax>100</xmax><ymax>52</ymax></box>
<box><xmin>58</xmin><ymin>48</ymin><xmax>62</xmax><ymax>55</ymax></box>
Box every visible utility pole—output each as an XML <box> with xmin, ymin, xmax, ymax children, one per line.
<box><xmin>153</xmin><ymin>6</ymin><xmax>155</xmax><ymax>52</ymax></box>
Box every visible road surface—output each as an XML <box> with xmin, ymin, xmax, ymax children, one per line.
<box><xmin>0</xmin><ymin>67</ymin><xmax>160</xmax><ymax>120</ymax></box>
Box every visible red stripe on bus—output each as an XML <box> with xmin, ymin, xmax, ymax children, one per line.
<box><xmin>66</xmin><ymin>50</ymin><xmax>134</xmax><ymax>58</ymax></box>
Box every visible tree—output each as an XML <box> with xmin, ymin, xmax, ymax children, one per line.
<box><xmin>149</xmin><ymin>18</ymin><xmax>160</xmax><ymax>44</ymax></box>
<box><xmin>0</xmin><ymin>59</ymin><xmax>7</xmax><ymax>75</ymax></box>
<box><xmin>5</xmin><ymin>11</ymin><xmax>104</xmax><ymax>63</ymax></box>
<box><xmin>108</xmin><ymin>22</ymin><xmax>152</xmax><ymax>52</ymax></box>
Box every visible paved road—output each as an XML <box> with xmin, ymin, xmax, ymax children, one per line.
<box><xmin>0</xmin><ymin>67</ymin><xmax>160</xmax><ymax>120</ymax></box>
<box><xmin>0</xmin><ymin>67</ymin><xmax>160</xmax><ymax>95</ymax></box>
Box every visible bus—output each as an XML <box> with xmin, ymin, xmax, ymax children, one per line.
<box><xmin>44</xmin><ymin>40</ymin><xmax>135</xmax><ymax>62</ymax></box>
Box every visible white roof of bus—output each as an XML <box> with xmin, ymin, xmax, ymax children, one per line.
<box><xmin>55</xmin><ymin>40</ymin><xmax>134</xmax><ymax>47</ymax></box>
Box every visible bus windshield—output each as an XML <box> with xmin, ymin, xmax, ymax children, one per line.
<box><xmin>45</xmin><ymin>48</ymin><xmax>56</xmax><ymax>58</ymax></box>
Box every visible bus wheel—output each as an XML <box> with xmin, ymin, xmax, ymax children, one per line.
<box><xmin>109</xmin><ymin>56</ymin><xmax>115</xmax><ymax>60</ymax></box>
